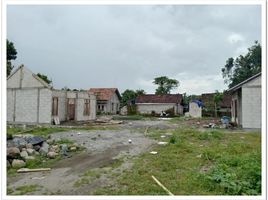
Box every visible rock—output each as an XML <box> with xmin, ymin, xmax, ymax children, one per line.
<box><xmin>7</xmin><ymin>160</ymin><xmax>11</xmax><ymax>168</ymax></box>
<box><xmin>26</xmin><ymin>143</ymin><xmax>33</xmax><ymax>149</ymax></box>
<box><xmin>13</xmin><ymin>137</ymin><xmax>27</xmax><ymax>149</ymax></box>
<box><xmin>7</xmin><ymin>140</ymin><xmax>15</xmax><ymax>148</ymax></box>
<box><xmin>47</xmin><ymin>152</ymin><xmax>58</xmax><ymax>159</ymax></box>
<box><xmin>21</xmin><ymin>148</ymin><xmax>26</xmax><ymax>151</ymax></box>
<box><xmin>46</xmin><ymin>139</ymin><xmax>54</xmax><ymax>145</ymax></box>
<box><xmin>20</xmin><ymin>150</ymin><xmax>28</xmax><ymax>158</ymax></box>
<box><xmin>157</xmin><ymin>142</ymin><xmax>168</xmax><ymax>145</ymax></box>
<box><xmin>25</xmin><ymin>156</ymin><xmax>35</xmax><ymax>160</ymax></box>
<box><xmin>50</xmin><ymin>145</ymin><xmax>59</xmax><ymax>153</ymax></box>
<box><xmin>61</xmin><ymin>144</ymin><xmax>68</xmax><ymax>156</ymax></box>
<box><xmin>70</xmin><ymin>146</ymin><xmax>77</xmax><ymax>151</ymax></box>
<box><xmin>12</xmin><ymin>159</ymin><xmax>26</xmax><ymax>168</ymax></box>
<box><xmin>7</xmin><ymin>147</ymin><xmax>20</xmax><ymax>159</ymax></box>
<box><xmin>34</xmin><ymin>151</ymin><xmax>40</xmax><ymax>156</ymax></box>
<box><xmin>39</xmin><ymin>142</ymin><xmax>49</xmax><ymax>156</ymax></box>
<box><xmin>26</xmin><ymin>136</ymin><xmax>45</xmax><ymax>145</ymax></box>
<box><xmin>26</xmin><ymin>148</ymin><xmax>35</xmax><ymax>155</ymax></box>
<box><xmin>33</xmin><ymin>145</ymin><xmax>41</xmax><ymax>151</ymax></box>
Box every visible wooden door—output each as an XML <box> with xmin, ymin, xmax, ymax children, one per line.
<box><xmin>68</xmin><ymin>98</ymin><xmax>75</xmax><ymax>120</ymax></box>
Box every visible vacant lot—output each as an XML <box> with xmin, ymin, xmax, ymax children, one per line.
<box><xmin>7</xmin><ymin>117</ymin><xmax>261</xmax><ymax>195</ymax></box>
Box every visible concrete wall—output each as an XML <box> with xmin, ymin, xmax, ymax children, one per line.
<box><xmin>106</xmin><ymin>93</ymin><xmax>120</xmax><ymax>114</ymax></box>
<box><xmin>189</xmin><ymin>102</ymin><xmax>202</xmax><ymax>118</ymax></box>
<box><xmin>231</xmin><ymin>90</ymin><xmax>242</xmax><ymax>125</ymax></box>
<box><xmin>7</xmin><ymin>88</ymin><xmax>52</xmax><ymax>124</ymax></box>
<box><xmin>52</xmin><ymin>90</ymin><xmax>67</xmax><ymax>122</ymax></box>
<box><xmin>136</xmin><ymin>103</ymin><xmax>183</xmax><ymax>115</ymax></box>
<box><xmin>241</xmin><ymin>76</ymin><xmax>261</xmax><ymax>129</ymax></box>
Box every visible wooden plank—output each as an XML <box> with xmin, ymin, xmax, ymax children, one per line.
<box><xmin>17</xmin><ymin>168</ymin><xmax>51</xmax><ymax>173</ymax></box>
<box><xmin>151</xmin><ymin>175</ymin><xmax>174</xmax><ymax>196</ymax></box>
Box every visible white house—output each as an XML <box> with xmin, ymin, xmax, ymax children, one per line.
<box><xmin>7</xmin><ymin>65</ymin><xmax>96</xmax><ymax>124</ymax></box>
<box><xmin>228</xmin><ymin>73</ymin><xmax>261</xmax><ymax>129</ymax></box>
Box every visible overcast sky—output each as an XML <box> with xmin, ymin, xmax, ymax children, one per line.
<box><xmin>7</xmin><ymin>5</ymin><xmax>261</xmax><ymax>95</ymax></box>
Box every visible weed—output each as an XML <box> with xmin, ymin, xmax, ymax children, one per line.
<box><xmin>12</xmin><ymin>185</ymin><xmax>40</xmax><ymax>195</ymax></box>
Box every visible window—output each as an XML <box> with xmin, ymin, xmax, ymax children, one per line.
<box><xmin>101</xmin><ymin>105</ymin><xmax>104</xmax><ymax>111</ymax></box>
<box><xmin>84</xmin><ymin>99</ymin><xmax>90</xmax><ymax>116</ymax></box>
<box><xmin>52</xmin><ymin>97</ymin><xmax>58</xmax><ymax>116</ymax></box>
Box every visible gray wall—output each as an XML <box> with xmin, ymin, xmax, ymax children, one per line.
<box><xmin>136</xmin><ymin>103</ymin><xmax>183</xmax><ymax>115</ymax></box>
<box><xmin>241</xmin><ymin>76</ymin><xmax>261</xmax><ymax>129</ymax></box>
<box><xmin>7</xmin><ymin>88</ymin><xmax>52</xmax><ymax>124</ymax></box>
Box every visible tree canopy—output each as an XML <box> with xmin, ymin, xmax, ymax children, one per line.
<box><xmin>37</xmin><ymin>73</ymin><xmax>52</xmax><ymax>85</ymax></box>
<box><xmin>221</xmin><ymin>41</ymin><xmax>261</xmax><ymax>88</ymax></box>
<box><xmin>7</xmin><ymin>40</ymin><xmax>17</xmax><ymax>76</ymax></box>
<box><xmin>153</xmin><ymin>76</ymin><xmax>179</xmax><ymax>95</ymax></box>
<box><xmin>121</xmin><ymin>89</ymin><xmax>146</xmax><ymax>107</ymax></box>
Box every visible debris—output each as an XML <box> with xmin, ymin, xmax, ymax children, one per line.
<box><xmin>240</xmin><ymin>136</ymin><xmax>245</xmax><ymax>139</ymax></box>
<box><xmin>158</xmin><ymin>142</ymin><xmax>168</xmax><ymax>145</ymax></box>
<box><xmin>77</xmin><ymin>132</ymin><xmax>81</xmax><ymax>135</ymax></box>
<box><xmin>165</xmin><ymin>133</ymin><xmax>173</xmax><ymax>136</ymax></box>
<box><xmin>26</xmin><ymin>148</ymin><xmax>35</xmax><ymax>155</ymax></box>
<box><xmin>25</xmin><ymin>156</ymin><xmax>35</xmax><ymax>160</ymax></box>
<box><xmin>7</xmin><ymin>147</ymin><xmax>20</xmax><ymax>159</ymax></box>
<box><xmin>17</xmin><ymin>168</ymin><xmax>51</xmax><ymax>173</ymax></box>
<box><xmin>150</xmin><ymin>151</ymin><xmax>158</xmax><ymax>155</ymax></box>
<box><xmin>196</xmin><ymin>154</ymin><xmax>202</xmax><ymax>158</ymax></box>
<box><xmin>26</xmin><ymin>136</ymin><xmax>45</xmax><ymax>145</ymax></box>
<box><xmin>128</xmin><ymin>139</ymin><xmax>132</xmax><ymax>144</ymax></box>
<box><xmin>151</xmin><ymin>175</ymin><xmax>174</xmax><ymax>196</ymax></box>
<box><xmin>144</xmin><ymin>127</ymin><xmax>149</xmax><ymax>135</ymax></box>
<box><xmin>20</xmin><ymin>150</ymin><xmax>28</xmax><ymax>158</ymax></box>
<box><xmin>199</xmin><ymin>145</ymin><xmax>204</xmax><ymax>147</ymax></box>
<box><xmin>61</xmin><ymin>144</ymin><xmax>68</xmax><ymax>156</ymax></box>
<box><xmin>197</xmin><ymin>122</ymin><xmax>200</xmax><ymax>125</ymax></box>
<box><xmin>70</xmin><ymin>146</ymin><xmax>77</xmax><ymax>151</ymax></box>
<box><xmin>161</xmin><ymin>135</ymin><xmax>166</xmax><ymax>138</ymax></box>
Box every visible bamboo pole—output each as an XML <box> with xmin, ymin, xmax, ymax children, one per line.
<box><xmin>151</xmin><ymin>175</ymin><xmax>174</xmax><ymax>196</ymax></box>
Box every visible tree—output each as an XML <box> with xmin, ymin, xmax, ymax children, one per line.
<box><xmin>36</xmin><ymin>73</ymin><xmax>52</xmax><ymax>85</ymax></box>
<box><xmin>121</xmin><ymin>89</ymin><xmax>146</xmax><ymax>107</ymax></box>
<box><xmin>213</xmin><ymin>90</ymin><xmax>223</xmax><ymax>118</ymax></box>
<box><xmin>153</xmin><ymin>76</ymin><xmax>179</xmax><ymax>95</ymax></box>
<box><xmin>222</xmin><ymin>41</ymin><xmax>261</xmax><ymax>88</ymax></box>
<box><xmin>7</xmin><ymin>40</ymin><xmax>17</xmax><ymax>76</ymax></box>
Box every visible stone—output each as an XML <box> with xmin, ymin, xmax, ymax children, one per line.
<box><xmin>46</xmin><ymin>139</ymin><xmax>54</xmax><ymax>145</ymax></box>
<box><xmin>26</xmin><ymin>148</ymin><xmax>35</xmax><ymax>155</ymax></box>
<box><xmin>34</xmin><ymin>151</ymin><xmax>40</xmax><ymax>156</ymax></box>
<box><xmin>7</xmin><ymin>140</ymin><xmax>15</xmax><ymax>148</ymax></box>
<box><xmin>7</xmin><ymin>147</ymin><xmax>20</xmax><ymax>159</ymax></box>
<box><xmin>20</xmin><ymin>150</ymin><xmax>28</xmax><ymax>158</ymax></box>
<box><xmin>21</xmin><ymin>148</ymin><xmax>26</xmax><ymax>151</ymax></box>
<box><xmin>13</xmin><ymin>137</ymin><xmax>27</xmax><ymax>149</ymax></box>
<box><xmin>26</xmin><ymin>136</ymin><xmax>45</xmax><ymax>145</ymax></box>
<box><xmin>61</xmin><ymin>144</ymin><xmax>68</xmax><ymax>156</ymax></box>
<box><xmin>33</xmin><ymin>145</ymin><xmax>41</xmax><ymax>151</ymax></box>
<box><xmin>39</xmin><ymin>142</ymin><xmax>49</xmax><ymax>156</ymax></box>
<box><xmin>12</xmin><ymin>159</ymin><xmax>26</xmax><ymax>168</ymax></box>
<box><xmin>50</xmin><ymin>145</ymin><xmax>59</xmax><ymax>153</ymax></box>
<box><xmin>70</xmin><ymin>146</ymin><xmax>77</xmax><ymax>151</ymax></box>
<box><xmin>7</xmin><ymin>160</ymin><xmax>11</xmax><ymax>168</ymax></box>
<box><xmin>47</xmin><ymin>152</ymin><xmax>58</xmax><ymax>159</ymax></box>
<box><xmin>26</xmin><ymin>143</ymin><xmax>33</xmax><ymax>149</ymax></box>
<box><xmin>25</xmin><ymin>156</ymin><xmax>35</xmax><ymax>160</ymax></box>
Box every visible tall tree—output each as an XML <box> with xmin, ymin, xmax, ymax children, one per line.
<box><xmin>153</xmin><ymin>76</ymin><xmax>179</xmax><ymax>95</ymax></box>
<box><xmin>222</xmin><ymin>41</ymin><xmax>261</xmax><ymax>88</ymax></box>
<box><xmin>7</xmin><ymin>40</ymin><xmax>17</xmax><ymax>76</ymax></box>
<box><xmin>121</xmin><ymin>89</ymin><xmax>146</xmax><ymax>106</ymax></box>
<box><xmin>37</xmin><ymin>73</ymin><xmax>52</xmax><ymax>85</ymax></box>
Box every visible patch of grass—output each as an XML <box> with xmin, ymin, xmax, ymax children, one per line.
<box><xmin>94</xmin><ymin>128</ymin><xmax>261</xmax><ymax>195</ymax></box>
<box><xmin>112</xmin><ymin>115</ymin><xmax>144</xmax><ymax>120</ymax></box>
<box><xmin>7</xmin><ymin>187</ymin><xmax>14</xmax><ymax>195</ymax></box>
<box><xmin>55</xmin><ymin>138</ymin><xmax>74</xmax><ymax>145</ymax></box>
<box><xmin>12</xmin><ymin>185</ymin><xmax>40</xmax><ymax>195</ymax></box>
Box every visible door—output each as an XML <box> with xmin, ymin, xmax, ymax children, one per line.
<box><xmin>68</xmin><ymin>98</ymin><xmax>75</xmax><ymax>120</ymax></box>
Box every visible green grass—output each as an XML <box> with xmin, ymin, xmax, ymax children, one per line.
<box><xmin>9</xmin><ymin>185</ymin><xmax>40</xmax><ymax>195</ymax></box>
<box><xmin>112</xmin><ymin>115</ymin><xmax>145</xmax><ymax>120</ymax></box>
<box><xmin>93</xmin><ymin>128</ymin><xmax>261</xmax><ymax>195</ymax></box>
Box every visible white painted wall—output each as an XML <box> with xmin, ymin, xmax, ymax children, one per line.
<box><xmin>189</xmin><ymin>102</ymin><xmax>202</xmax><ymax>118</ymax></box>
<box><xmin>137</xmin><ymin>103</ymin><xmax>183</xmax><ymax>115</ymax></box>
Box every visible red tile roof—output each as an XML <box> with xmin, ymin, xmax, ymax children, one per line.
<box><xmin>89</xmin><ymin>88</ymin><xmax>121</xmax><ymax>101</ymax></box>
<box><xmin>136</xmin><ymin>94</ymin><xmax>183</xmax><ymax>104</ymax></box>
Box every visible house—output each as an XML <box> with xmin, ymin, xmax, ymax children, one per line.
<box><xmin>200</xmin><ymin>92</ymin><xmax>232</xmax><ymax>117</ymax></box>
<box><xmin>135</xmin><ymin>94</ymin><xmax>183</xmax><ymax>115</ymax></box>
<box><xmin>7</xmin><ymin>66</ymin><xmax>96</xmax><ymax>124</ymax></box>
<box><xmin>228</xmin><ymin>73</ymin><xmax>261</xmax><ymax>129</ymax></box>
<box><xmin>88</xmin><ymin>88</ymin><xmax>121</xmax><ymax>114</ymax></box>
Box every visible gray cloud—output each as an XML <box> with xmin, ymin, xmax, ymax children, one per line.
<box><xmin>7</xmin><ymin>5</ymin><xmax>261</xmax><ymax>94</ymax></box>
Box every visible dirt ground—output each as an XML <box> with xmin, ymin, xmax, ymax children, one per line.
<box><xmin>8</xmin><ymin>120</ymin><xmax>174</xmax><ymax>195</ymax></box>
<box><xmin>7</xmin><ymin>118</ymin><xmax>228</xmax><ymax>195</ymax></box>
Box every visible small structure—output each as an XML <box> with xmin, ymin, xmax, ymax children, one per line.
<box><xmin>189</xmin><ymin>100</ymin><xmax>203</xmax><ymax>118</ymax></box>
<box><xmin>228</xmin><ymin>73</ymin><xmax>261</xmax><ymax>129</ymax></box>
<box><xmin>135</xmin><ymin>94</ymin><xmax>183</xmax><ymax>115</ymax></box>
<box><xmin>89</xmin><ymin>88</ymin><xmax>121</xmax><ymax>114</ymax></box>
<box><xmin>7</xmin><ymin>66</ymin><xmax>96</xmax><ymax>124</ymax></box>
